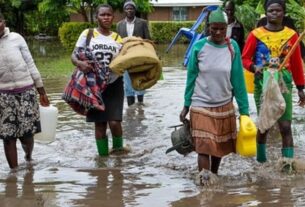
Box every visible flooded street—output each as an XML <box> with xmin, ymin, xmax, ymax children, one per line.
<box><xmin>0</xmin><ymin>42</ymin><xmax>305</xmax><ymax>206</ymax></box>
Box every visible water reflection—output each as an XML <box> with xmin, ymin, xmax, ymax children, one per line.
<box><xmin>123</xmin><ymin>105</ymin><xmax>148</xmax><ymax>141</ymax></box>
<box><xmin>73</xmin><ymin>169</ymin><xmax>124</xmax><ymax>207</ymax></box>
<box><xmin>0</xmin><ymin>169</ymin><xmax>45</xmax><ymax>207</ymax></box>
<box><xmin>27</xmin><ymin>38</ymin><xmax>68</xmax><ymax>59</ymax></box>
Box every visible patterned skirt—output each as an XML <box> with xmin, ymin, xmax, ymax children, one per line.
<box><xmin>0</xmin><ymin>87</ymin><xmax>41</xmax><ymax>140</ymax></box>
<box><xmin>190</xmin><ymin>101</ymin><xmax>237</xmax><ymax>157</ymax></box>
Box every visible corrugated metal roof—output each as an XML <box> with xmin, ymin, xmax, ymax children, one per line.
<box><xmin>150</xmin><ymin>0</ymin><xmax>222</xmax><ymax>7</ymax></box>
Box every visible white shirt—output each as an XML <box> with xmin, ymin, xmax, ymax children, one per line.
<box><xmin>226</xmin><ymin>21</ymin><xmax>234</xmax><ymax>38</ymax></box>
<box><xmin>75</xmin><ymin>29</ymin><xmax>122</xmax><ymax>83</ymax></box>
<box><xmin>125</xmin><ymin>17</ymin><xmax>136</xmax><ymax>37</ymax></box>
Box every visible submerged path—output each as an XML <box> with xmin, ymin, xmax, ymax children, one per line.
<box><xmin>0</xmin><ymin>67</ymin><xmax>305</xmax><ymax>206</ymax></box>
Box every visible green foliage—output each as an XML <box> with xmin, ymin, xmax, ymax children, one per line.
<box><xmin>235</xmin><ymin>4</ymin><xmax>259</xmax><ymax>34</ymax></box>
<box><xmin>287</xmin><ymin>0</ymin><xmax>305</xmax><ymax>31</ymax></box>
<box><xmin>58</xmin><ymin>21</ymin><xmax>204</xmax><ymax>50</ymax></box>
<box><xmin>221</xmin><ymin>0</ymin><xmax>305</xmax><ymax>34</ymax></box>
<box><xmin>57</xmin><ymin>0</ymin><xmax>153</xmax><ymax>23</ymax></box>
<box><xmin>58</xmin><ymin>22</ymin><xmax>95</xmax><ymax>52</ymax></box>
<box><xmin>150</xmin><ymin>21</ymin><xmax>203</xmax><ymax>44</ymax></box>
<box><xmin>220</xmin><ymin>0</ymin><xmax>259</xmax><ymax>8</ymax></box>
<box><xmin>25</xmin><ymin>10</ymin><xmax>69</xmax><ymax>35</ymax></box>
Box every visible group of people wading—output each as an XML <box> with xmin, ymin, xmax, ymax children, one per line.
<box><xmin>0</xmin><ymin>1</ymin><xmax>305</xmax><ymax>185</ymax></box>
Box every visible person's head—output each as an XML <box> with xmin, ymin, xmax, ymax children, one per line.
<box><xmin>95</xmin><ymin>4</ymin><xmax>114</xmax><ymax>31</ymax></box>
<box><xmin>264</xmin><ymin>0</ymin><xmax>286</xmax><ymax>13</ymax></box>
<box><xmin>208</xmin><ymin>8</ymin><xmax>228</xmax><ymax>44</ymax></box>
<box><xmin>224</xmin><ymin>1</ymin><xmax>235</xmax><ymax>22</ymax></box>
<box><xmin>123</xmin><ymin>0</ymin><xmax>136</xmax><ymax>20</ymax></box>
<box><xmin>265</xmin><ymin>0</ymin><xmax>285</xmax><ymax>25</ymax></box>
<box><xmin>0</xmin><ymin>13</ymin><xmax>5</xmax><ymax>38</ymax></box>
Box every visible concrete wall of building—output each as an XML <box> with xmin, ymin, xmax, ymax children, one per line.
<box><xmin>148</xmin><ymin>7</ymin><xmax>172</xmax><ymax>21</ymax></box>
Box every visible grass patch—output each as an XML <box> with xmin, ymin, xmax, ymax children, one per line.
<box><xmin>36</xmin><ymin>54</ymin><xmax>74</xmax><ymax>78</ymax></box>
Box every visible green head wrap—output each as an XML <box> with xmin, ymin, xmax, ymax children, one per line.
<box><xmin>208</xmin><ymin>7</ymin><xmax>228</xmax><ymax>24</ymax></box>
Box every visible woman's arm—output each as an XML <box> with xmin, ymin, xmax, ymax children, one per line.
<box><xmin>19</xmin><ymin>35</ymin><xmax>43</xmax><ymax>88</ymax></box>
<box><xmin>184</xmin><ymin>42</ymin><xmax>200</xmax><ymax>107</ymax></box>
<box><xmin>231</xmin><ymin>41</ymin><xmax>249</xmax><ymax>115</ymax></box>
<box><xmin>71</xmin><ymin>49</ymin><xmax>93</xmax><ymax>73</ymax></box>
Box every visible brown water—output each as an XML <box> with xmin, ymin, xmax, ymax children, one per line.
<box><xmin>0</xmin><ymin>42</ymin><xmax>305</xmax><ymax>207</ymax></box>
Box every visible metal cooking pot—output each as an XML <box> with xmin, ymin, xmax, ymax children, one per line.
<box><xmin>166</xmin><ymin>119</ymin><xmax>194</xmax><ymax>155</ymax></box>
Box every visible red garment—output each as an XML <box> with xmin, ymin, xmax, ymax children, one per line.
<box><xmin>62</xmin><ymin>69</ymin><xmax>107</xmax><ymax>116</ymax></box>
<box><xmin>242</xmin><ymin>29</ymin><xmax>304</xmax><ymax>87</ymax></box>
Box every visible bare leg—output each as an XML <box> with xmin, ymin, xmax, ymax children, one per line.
<box><xmin>278</xmin><ymin>120</ymin><xmax>294</xmax><ymax>173</ymax></box>
<box><xmin>198</xmin><ymin>153</ymin><xmax>210</xmax><ymax>172</ymax></box>
<box><xmin>257</xmin><ymin>130</ymin><xmax>268</xmax><ymax>144</ymax></box>
<box><xmin>3</xmin><ymin>139</ymin><xmax>18</xmax><ymax>169</ymax></box>
<box><xmin>278</xmin><ymin>120</ymin><xmax>293</xmax><ymax>147</ymax></box>
<box><xmin>211</xmin><ymin>156</ymin><xmax>221</xmax><ymax>174</ymax></box>
<box><xmin>108</xmin><ymin>121</ymin><xmax>122</xmax><ymax>137</ymax></box>
<box><xmin>95</xmin><ymin>122</ymin><xmax>107</xmax><ymax>139</ymax></box>
<box><xmin>19</xmin><ymin>135</ymin><xmax>34</xmax><ymax>161</ymax></box>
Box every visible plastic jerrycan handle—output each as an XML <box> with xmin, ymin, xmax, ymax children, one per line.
<box><xmin>240</xmin><ymin>115</ymin><xmax>257</xmax><ymax>137</ymax></box>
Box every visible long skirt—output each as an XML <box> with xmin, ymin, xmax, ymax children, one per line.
<box><xmin>0</xmin><ymin>87</ymin><xmax>41</xmax><ymax>140</ymax></box>
<box><xmin>190</xmin><ymin>101</ymin><xmax>237</xmax><ymax>157</ymax></box>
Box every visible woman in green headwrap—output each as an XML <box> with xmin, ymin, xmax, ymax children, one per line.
<box><xmin>180</xmin><ymin>7</ymin><xmax>249</xmax><ymax>180</ymax></box>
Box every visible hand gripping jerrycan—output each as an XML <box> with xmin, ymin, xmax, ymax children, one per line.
<box><xmin>34</xmin><ymin>105</ymin><xmax>58</xmax><ymax>143</ymax></box>
<box><xmin>236</xmin><ymin>115</ymin><xmax>257</xmax><ymax>157</ymax></box>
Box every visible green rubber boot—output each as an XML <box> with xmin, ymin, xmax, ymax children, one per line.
<box><xmin>96</xmin><ymin>137</ymin><xmax>109</xmax><ymax>156</ymax></box>
<box><xmin>282</xmin><ymin>147</ymin><xmax>294</xmax><ymax>158</ymax></box>
<box><xmin>112</xmin><ymin>136</ymin><xmax>123</xmax><ymax>150</ymax></box>
<box><xmin>257</xmin><ymin>143</ymin><xmax>267</xmax><ymax>163</ymax></box>
<box><xmin>281</xmin><ymin>147</ymin><xmax>295</xmax><ymax>174</ymax></box>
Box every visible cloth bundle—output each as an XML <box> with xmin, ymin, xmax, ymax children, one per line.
<box><xmin>109</xmin><ymin>37</ymin><xmax>162</xmax><ymax>90</ymax></box>
<box><xmin>62</xmin><ymin>47</ymin><xmax>108</xmax><ymax>115</ymax></box>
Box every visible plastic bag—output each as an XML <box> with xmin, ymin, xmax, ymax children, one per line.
<box><xmin>257</xmin><ymin>69</ymin><xmax>286</xmax><ymax>133</ymax></box>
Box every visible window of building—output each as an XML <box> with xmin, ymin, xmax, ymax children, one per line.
<box><xmin>172</xmin><ymin>7</ymin><xmax>188</xmax><ymax>21</ymax></box>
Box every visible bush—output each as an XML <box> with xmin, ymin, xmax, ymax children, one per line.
<box><xmin>58</xmin><ymin>22</ymin><xmax>95</xmax><ymax>52</ymax></box>
<box><xmin>58</xmin><ymin>21</ymin><xmax>203</xmax><ymax>50</ymax></box>
<box><xmin>150</xmin><ymin>21</ymin><xmax>203</xmax><ymax>44</ymax></box>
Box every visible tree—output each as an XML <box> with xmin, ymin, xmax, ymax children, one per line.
<box><xmin>39</xmin><ymin>0</ymin><xmax>153</xmax><ymax>23</ymax></box>
<box><xmin>0</xmin><ymin>0</ymin><xmax>39</xmax><ymax>34</ymax></box>
<box><xmin>286</xmin><ymin>0</ymin><xmax>305</xmax><ymax>31</ymax></box>
<box><xmin>220</xmin><ymin>0</ymin><xmax>305</xmax><ymax>34</ymax></box>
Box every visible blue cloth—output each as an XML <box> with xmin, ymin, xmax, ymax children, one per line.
<box><xmin>123</xmin><ymin>71</ymin><xmax>145</xmax><ymax>96</ymax></box>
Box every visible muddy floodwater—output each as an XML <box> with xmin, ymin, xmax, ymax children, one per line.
<box><xmin>0</xmin><ymin>42</ymin><xmax>305</xmax><ymax>207</ymax></box>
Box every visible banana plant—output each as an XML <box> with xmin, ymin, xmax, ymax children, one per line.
<box><xmin>286</xmin><ymin>0</ymin><xmax>305</xmax><ymax>31</ymax></box>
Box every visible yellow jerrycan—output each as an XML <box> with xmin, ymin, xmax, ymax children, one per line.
<box><xmin>236</xmin><ymin>115</ymin><xmax>257</xmax><ymax>157</ymax></box>
<box><xmin>244</xmin><ymin>69</ymin><xmax>254</xmax><ymax>94</ymax></box>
